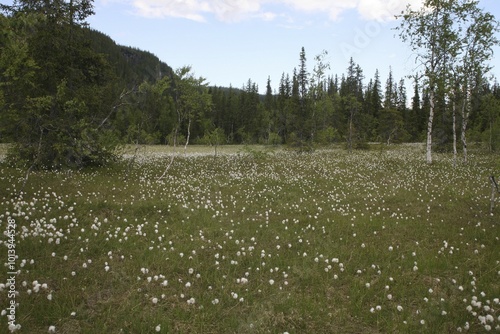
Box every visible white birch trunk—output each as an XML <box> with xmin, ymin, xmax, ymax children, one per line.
<box><xmin>184</xmin><ymin>118</ymin><xmax>191</xmax><ymax>155</ymax></box>
<box><xmin>426</xmin><ymin>88</ymin><xmax>435</xmax><ymax>164</ymax></box>
<box><xmin>461</xmin><ymin>96</ymin><xmax>469</xmax><ymax>164</ymax></box>
<box><xmin>452</xmin><ymin>99</ymin><xmax>457</xmax><ymax>168</ymax></box>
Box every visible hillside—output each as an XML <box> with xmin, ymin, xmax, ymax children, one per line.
<box><xmin>86</xmin><ymin>28</ymin><xmax>175</xmax><ymax>87</ymax></box>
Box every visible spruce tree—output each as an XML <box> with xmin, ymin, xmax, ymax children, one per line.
<box><xmin>1</xmin><ymin>0</ymin><xmax>119</xmax><ymax>168</ymax></box>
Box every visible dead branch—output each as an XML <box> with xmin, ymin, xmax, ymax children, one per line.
<box><xmin>97</xmin><ymin>87</ymin><xmax>136</xmax><ymax>131</ymax></box>
<box><xmin>157</xmin><ymin>127</ymin><xmax>178</xmax><ymax>181</ymax></box>
<box><xmin>490</xmin><ymin>175</ymin><xmax>499</xmax><ymax>214</ymax></box>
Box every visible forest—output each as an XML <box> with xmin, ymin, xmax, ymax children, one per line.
<box><xmin>1</xmin><ymin>0</ymin><xmax>500</xmax><ymax>168</ymax></box>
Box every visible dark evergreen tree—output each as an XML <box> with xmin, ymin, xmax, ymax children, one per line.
<box><xmin>363</xmin><ymin>70</ymin><xmax>383</xmax><ymax>140</ymax></box>
<box><xmin>287</xmin><ymin>69</ymin><xmax>302</xmax><ymax>144</ymax></box>
<box><xmin>264</xmin><ymin>76</ymin><xmax>279</xmax><ymax>144</ymax></box>
<box><xmin>294</xmin><ymin>47</ymin><xmax>311</xmax><ymax>142</ymax></box>
<box><xmin>277</xmin><ymin>73</ymin><xmax>292</xmax><ymax>143</ymax></box>
<box><xmin>370</xmin><ymin>70</ymin><xmax>383</xmax><ymax>120</ymax></box>
<box><xmin>379</xmin><ymin>69</ymin><xmax>405</xmax><ymax>144</ymax></box>
<box><xmin>397</xmin><ymin>78</ymin><xmax>410</xmax><ymax>142</ymax></box>
<box><xmin>340</xmin><ymin>58</ymin><xmax>365</xmax><ymax>150</ymax></box>
<box><xmin>298</xmin><ymin>47</ymin><xmax>309</xmax><ymax>101</ymax></box>
<box><xmin>408</xmin><ymin>79</ymin><xmax>423</xmax><ymax>141</ymax></box>
<box><xmin>1</xmin><ymin>0</ymin><xmax>120</xmax><ymax>168</ymax></box>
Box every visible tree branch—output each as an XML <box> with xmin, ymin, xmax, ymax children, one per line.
<box><xmin>490</xmin><ymin>175</ymin><xmax>499</xmax><ymax>214</ymax></box>
<box><xmin>96</xmin><ymin>87</ymin><xmax>136</xmax><ymax>131</ymax></box>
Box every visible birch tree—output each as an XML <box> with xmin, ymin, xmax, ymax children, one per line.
<box><xmin>398</xmin><ymin>0</ymin><xmax>499</xmax><ymax>164</ymax></box>
<box><xmin>173</xmin><ymin>66</ymin><xmax>212</xmax><ymax>153</ymax></box>
<box><xmin>396</xmin><ymin>0</ymin><xmax>460</xmax><ymax>164</ymax></box>
<box><xmin>454</xmin><ymin>3</ymin><xmax>499</xmax><ymax>163</ymax></box>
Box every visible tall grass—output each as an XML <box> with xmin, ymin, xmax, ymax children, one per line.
<box><xmin>0</xmin><ymin>145</ymin><xmax>498</xmax><ymax>333</ymax></box>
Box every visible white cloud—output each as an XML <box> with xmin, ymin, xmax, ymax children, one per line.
<box><xmin>282</xmin><ymin>0</ymin><xmax>357</xmax><ymax>21</ymax></box>
<box><xmin>131</xmin><ymin>0</ymin><xmax>208</xmax><ymax>21</ymax></box>
<box><xmin>130</xmin><ymin>0</ymin><xmax>261</xmax><ymax>22</ymax></box>
<box><xmin>127</xmin><ymin>0</ymin><xmax>424</xmax><ymax>23</ymax></box>
<box><xmin>357</xmin><ymin>0</ymin><xmax>424</xmax><ymax>21</ymax></box>
<box><xmin>210</xmin><ymin>0</ymin><xmax>261</xmax><ymax>22</ymax></box>
<box><xmin>259</xmin><ymin>11</ymin><xmax>277</xmax><ymax>21</ymax></box>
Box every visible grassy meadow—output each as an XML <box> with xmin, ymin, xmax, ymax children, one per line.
<box><xmin>0</xmin><ymin>144</ymin><xmax>499</xmax><ymax>333</ymax></box>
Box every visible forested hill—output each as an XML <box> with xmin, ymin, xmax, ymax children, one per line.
<box><xmin>86</xmin><ymin>28</ymin><xmax>174</xmax><ymax>87</ymax></box>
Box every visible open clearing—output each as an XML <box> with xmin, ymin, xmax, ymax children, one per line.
<box><xmin>0</xmin><ymin>144</ymin><xmax>499</xmax><ymax>333</ymax></box>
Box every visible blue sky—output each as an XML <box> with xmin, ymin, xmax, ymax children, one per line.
<box><xmin>9</xmin><ymin>0</ymin><xmax>500</xmax><ymax>93</ymax></box>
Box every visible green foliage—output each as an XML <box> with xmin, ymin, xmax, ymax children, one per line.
<box><xmin>267</xmin><ymin>132</ymin><xmax>282</xmax><ymax>146</ymax></box>
<box><xmin>354</xmin><ymin>141</ymin><xmax>371</xmax><ymax>150</ymax></box>
<box><xmin>166</xmin><ymin>131</ymin><xmax>186</xmax><ymax>146</ymax></box>
<box><xmin>396</xmin><ymin>0</ymin><xmax>499</xmax><ymax>163</ymax></box>
<box><xmin>286</xmin><ymin>132</ymin><xmax>315</xmax><ymax>153</ymax></box>
<box><xmin>0</xmin><ymin>3</ymin><xmax>123</xmax><ymax>169</ymax></box>
<box><xmin>315</xmin><ymin>126</ymin><xmax>339</xmax><ymax>145</ymax></box>
<box><xmin>200</xmin><ymin>127</ymin><xmax>225</xmax><ymax>146</ymax></box>
<box><xmin>6</xmin><ymin>87</ymin><xmax>119</xmax><ymax>168</ymax></box>
<box><xmin>239</xmin><ymin>145</ymin><xmax>273</xmax><ymax>160</ymax></box>
<box><xmin>484</xmin><ymin>119</ymin><xmax>500</xmax><ymax>151</ymax></box>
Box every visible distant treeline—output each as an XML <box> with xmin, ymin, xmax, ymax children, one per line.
<box><xmin>113</xmin><ymin>48</ymin><xmax>500</xmax><ymax>153</ymax></box>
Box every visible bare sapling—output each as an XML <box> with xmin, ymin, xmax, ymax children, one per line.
<box><xmin>157</xmin><ymin>127</ymin><xmax>179</xmax><ymax>181</ymax></box>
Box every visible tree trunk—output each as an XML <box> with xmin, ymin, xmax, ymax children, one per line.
<box><xmin>184</xmin><ymin>118</ymin><xmax>191</xmax><ymax>155</ymax></box>
<box><xmin>491</xmin><ymin>176</ymin><xmax>499</xmax><ymax>214</ymax></box>
<box><xmin>348</xmin><ymin>113</ymin><xmax>353</xmax><ymax>153</ymax></box>
<box><xmin>452</xmin><ymin>99</ymin><xmax>457</xmax><ymax>168</ymax></box>
<box><xmin>461</xmin><ymin>95</ymin><xmax>469</xmax><ymax>164</ymax></box>
<box><xmin>426</xmin><ymin>88</ymin><xmax>435</xmax><ymax>164</ymax></box>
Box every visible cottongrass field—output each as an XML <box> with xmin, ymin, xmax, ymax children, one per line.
<box><xmin>0</xmin><ymin>144</ymin><xmax>499</xmax><ymax>333</ymax></box>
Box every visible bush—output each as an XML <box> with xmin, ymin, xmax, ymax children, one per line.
<box><xmin>315</xmin><ymin>127</ymin><xmax>339</xmax><ymax>145</ymax></box>
<box><xmin>7</xmin><ymin>127</ymin><xmax>120</xmax><ymax>169</ymax></box>
<box><xmin>267</xmin><ymin>132</ymin><xmax>282</xmax><ymax>146</ymax></box>
<box><xmin>286</xmin><ymin>132</ymin><xmax>315</xmax><ymax>153</ymax></box>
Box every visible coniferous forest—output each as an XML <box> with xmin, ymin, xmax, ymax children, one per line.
<box><xmin>1</xmin><ymin>0</ymin><xmax>500</xmax><ymax>169</ymax></box>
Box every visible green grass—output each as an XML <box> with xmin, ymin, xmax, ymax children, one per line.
<box><xmin>0</xmin><ymin>144</ymin><xmax>499</xmax><ymax>333</ymax></box>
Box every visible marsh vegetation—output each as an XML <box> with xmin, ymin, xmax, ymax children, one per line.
<box><xmin>0</xmin><ymin>145</ymin><xmax>499</xmax><ymax>333</ymax></box>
